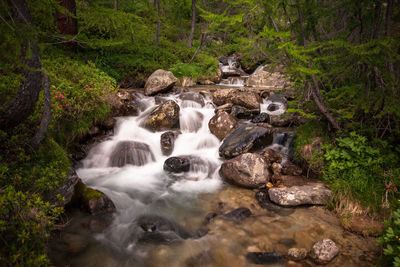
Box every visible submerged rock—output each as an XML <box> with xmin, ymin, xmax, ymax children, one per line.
<box><xmin>311</xmin><ymin>239</ymin><xmax>339</xmax><ymax>264</ymax></box>
<box><xmin>246</xmin><ymin>252</ymin><xmax>284</xmax><ymax>265</ymax></box>
<box><xmin>143</xmin><ymin>100</ymin><xmax>180</xmax><ymax>132</ymax></box>
<box><xmin>223</xmin><ymin>207</ymin><xmax>252</xmax><ymax>223</ymax></box>
<box><xmin>163</xmin><ymin>156</ymin><xmax>190</xmax><ymax>173</ymax></box>
<box><xmin>109</xmin><ymin>141</ymin><xmax>155</xmax><ymax>167</ymax></box>
<box><xmin>288</xmin><ymin>248</ymin><xmax>308</xmax><ymax>261</ymax></box>
<box><xmin>180</xmin><ymin>111</ymin><xmax>204</xmax><ymax>132</ymax></box>
<box><xmin>136</xmin><ymin>215</ymin><xmax>192</xmax><ymax>244</ymax></box>
<box><xmin>268</xmin><ymin>183</ymin><xmax>332</xmax><ymax>206</ymax></box>
<box><xmin>144</xmin><ymin>69</ymin><xmax>178</xmax><ymax>96</ymax></box>
<box><xmin>220</xmin><ymin>153</ymin><xmax>270</xmax><ymax>188</ymax></box>
<box><xmin>160</xmin><ymin>131</ymin><xmax>181</xmax><ymax>156</ymax></box>
<box><xmin>71</xmin><ymin>179</ymin><xmax>116</xmax><ymax>215</ymax></box>
<box><xmin>208</xmin><ymin>111</ymin><xmax>238</xmax><ymax>140</ymax></box>
<box><xmin>219</xmin><ymin>124</ymin><xmax>273</xmax><ymax>159</ymax></box>
<box><xmin>179</xmin><ymin>92</ymin><xmax>205</xmax><ymax>107</ymax></box>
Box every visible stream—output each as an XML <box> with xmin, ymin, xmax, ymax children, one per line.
<box><xmin>49</xmin><ymin>85</ymin><xmax>379</xmax><ymax>267</ymax></box>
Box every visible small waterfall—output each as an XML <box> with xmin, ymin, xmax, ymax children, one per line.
<box><xmin>267</xmin><ymin>132</ymin><xmax>294</xmax><ymax>163</ymax></box>
<box><xmin>260</xmin><ymin>95</ymin><xmax>287</xmax><ymax>116</ymax></box>
<box><xmin>218</xmin><ymin>56</ymin><xmax>248</xmax><ymax>87</ymax></box>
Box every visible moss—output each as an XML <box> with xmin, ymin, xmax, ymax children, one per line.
<box><xmin>75</xmin><ymin>180</ymin><xmax>104</xmax><ymax>203</ymax></box>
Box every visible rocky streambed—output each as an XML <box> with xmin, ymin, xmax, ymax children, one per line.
<box><xmin>49</xmin><ymin>65</ymin><xmax>380</xmax><ymax>267</ymax></box>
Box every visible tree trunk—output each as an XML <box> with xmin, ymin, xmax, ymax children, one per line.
<box><xmin>372</xmin><ymin>1</ymin><xmax>382</xmax><ymax>39</ymax></box>
<box><xmin>385</xmin><ymin>0</ymin><xmax>393</xmax><ymax>37</ymax></box>
<box><xmin>188</xmin><ymin>33</ymin><xmax>206</xmax><ymax>63</ymax></box>
<box><xmin>187</xmin><ymin>0</ymin><xmax>196</xmax><ymax>48</ymax></box>
<box><xmin>0</xmin><ymin>0</ymin><xmax>43</xmax><ymax>130</ymax></box>
<box><xmin>296</xmin><ymin>1</ymin><xmax>306</xmax><ymax>46</ymax></box>
<box><xmin>31</xmin><ymin>74</ymin><xmax>51</xmax><ymax>148</ymax></box>
<box><xmin>56</xmin><ymin>0</ymin><xmax>78</xmax><ymax>47</ymax></box>
<box><xmin>114</xmin><ymin>0</ymin><xmax>118</xmax><ymax>10</ymax></box>
<box><xmin>155</xmin><ymin>0</ymin><xmax>160</xmax><ymax>47</ymax></box>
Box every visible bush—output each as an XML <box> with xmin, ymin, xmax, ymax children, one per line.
<box><xmin>378</xmin><ymin>206</ymin><xmax>400</xmax><ymax>267</ymax></box>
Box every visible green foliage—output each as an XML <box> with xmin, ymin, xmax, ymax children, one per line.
<box><xmin>322</xmin><ymin>132</ymin><xmax>400</xmax><ymax>212</ymax></box>
<box><xmin>378</xmin><ymin>207</ymin><xmax>400</xmax><ymax>267</ymax></box>
<box><xmin>0</xmin><ymin>186</ymin><xmax>63</xmax><ymax>266</ymax></box>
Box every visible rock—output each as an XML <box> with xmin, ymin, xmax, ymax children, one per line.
<box><xmin>311</xmin><ymin>239</ymin><xmax>339</xmax><ymax>264</ymax></box>
<box><xmin>50</xmin><ymin>170</ymin><xmax>80</xmax><ymax>207</ymax></box>
<box><xmin>143</xmin><ymin>100</ymin><xmax>180</xmax><ymax>132</ymax></box>
<box><xmin>204</xmin><ymin>212</ymin><xmax>218</xmax><ymax>224</ymax></box>
<box><xmin>109</xmin><ymin>141</ymin><xmax>155</xmax><ymax>167</ymax></box>
<box><xmin>288</xmin><ymin>248</ymin><xmax>308</xmax><ymax>261</ymax></box>
<box><xmin>198</xmin><ymin>79</ymin><xmax>215</xmax><ymax>85</ymax></box>
<box><xmin>219</xmin><ymin>124</ymin><xmax>273</xmax><ymax>159</ymax></box>
<box><xmin>71</xmin><ymin>179</ymin><xmax>116</xmax><ymax>215</ymax></box>
<box><xmin>230</xmin><ymin>91</ymin><xmax>262</xmax><ymax>110</ymax></box>
<box><xmin>215</xmin><ymin>103</ymin><xmax>233</xmax><ymax>113</ymax></box>
<box><xmin>212</xmin><ymin>88</ymin><xmax>236</xmax><ymax>106</ymax></box>
<box><xmin>100</xmin><ymin>117</ymin><xmax>116</xmax><ymax>130</ymax></box>
<box><xmin>179</xmin><ymin>92</ymin><xmax>205</xmax><ymax>107</ymax></box>
<box><xmin>119</xmin><ymin>100</ymin><xmax>141</xmax><ymax>116</ymax></box>
<box><xmin>160</xmin><ymin>131</ymin><xmax>181</xmax><ymax>156</ymax></box>
<box><xmin>136</xmin><ymin>215</ymin><xmax>192</xmax><ymax>244</ymax></box>
<box><xmin>230</xmin><ymin>105</ymin><xmax>259</xmax><ymax>119</ymax></box>
<box><xmin>223</xmin><ymin>207</ymin><xmax>252</xmax><ymax>223</ymax></box>
<box><xmin>220</xmin><ymin>153</ymin><xmax>270</xmax><ymax>188</ymax></box>
<box><xmin>268</xmin><ymin>183</ymin><xmax>332</xmax><ymax>206</ymax></box>
<box><xmin>251</xmin><ymin>113</ymin><xmax>270</xmax><ymax>123</ymax></box>
<box><xmin>144</xmin><ymin>69</ymin><xmax>178</xmax><ymax>96</ymax></box>
<box><xmin>208</xmin><ymin>111</ymin><xmax>238</xmax><ymax>140</ymax></box>
<box><xmin>281</xmin><ymin>163</ymin><xmax>303</xmax><ymax>176</ymax></box>
<box><xmin>255</xmin><ymin>189</ymin><xmax>295</xmax><ymax>216</ymax></box>
<box><xmin>246</xmin><ymin>252</ymin><xmax>284</xmax><ymax>265</ymax></box>
<box><xmin>181</xmin><ymin>77</ymin><xmax>196</xmax><ymax>87</ymax></box>
<box><xmin>262</xmin><ymin>148</ymin><xmax>282</xmax><ymax>167</ymax></box>
<box><xmin>245</xmin><ymin>66</ymin><xmax>290</xmax><ymax>90</ymax></box>
<box><xmin>270</xmin><ymin>113</ymin><xmax>306</xmax><ymax>127</ymax></box>
<box><xmin>163</xmin><ymin>156</ymin><xmax>190</xmax><ymax>173</ymax></box>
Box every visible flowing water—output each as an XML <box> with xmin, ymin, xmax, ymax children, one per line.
<box><xmin>49</xmin><ymin>88</ymin><xmax>379</xmax><ymax>267</ymax></box>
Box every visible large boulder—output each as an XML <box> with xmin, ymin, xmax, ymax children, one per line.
<box><xmin>220</xmin><ymin>153</ymin><xmax>271</xmax><ymax>188</ymax></box>
<box><xmin>268</xmin><ymin>183</ymin><xmax>332</xmax><ymax>206</ymax></box>
<box><xmin>311</xmin><ymin>239</ymin><xmax>339</xmax><ymax>264</ymax></box>
<box><xmin>71</xmin><ymin>179</ymin><xmax>116</xmax><ymax>215</ymax></box>
<box><xmin>230</xmin><ymin>91</ymin><xmax>262</xmax><ymax>110</ymax></box>
<box><xmin>245</xmin><ymin>66</ymin><xmax>290</xmax><ymax>90</ymax></box>
<box><xmin>212</xmin><ymin>88</ymin><xmax>236</xmax><ymax>106</ymax></box>
<box><xmin>160</xmin><ymin>131</ymin><xmax>181</xmax><ymax>156</ymax></box>
<box><xmin>144</xmin><ymin>69</ymin><xmax>178</xmax><ymax>96</ymax></box>
<box><xmin>143</xmin><ymin>100</ymin><xmax>180</xmax><ymax>132</ymax></box>
<box><xmin>208</xmin><ymin>111</ymin><xmax>238</xmax><ymax>140</ymax></box>
<box><xmin>230</xmin><ymin>105</ymin><xmax>258</xmax><ymax>120</ymax></box>
<box><xmin>219</xmin><ymin>123</ymin><xmax>273</xmax><ymax>159</ymax></box>
<box><xmin>109</xmin><ymin>141</ymin><xmax>155</xmax><ymax>167</ymax></box>
<box><xmin>270</xmin><ymin>113</ymin><xmax>307</xmax><ymax>127</ymax></box>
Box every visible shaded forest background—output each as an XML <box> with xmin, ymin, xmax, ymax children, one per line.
<box><xmin>0</xmin><ymin>0</ymin><xmax>399</xmax><ymax>265</ymax></box>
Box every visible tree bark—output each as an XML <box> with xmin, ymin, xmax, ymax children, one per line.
<box><xmin>188</xmin><ymin>33</ymin><xmax>206</xmax><ymax>63</ymax></box>
<box><xmin>114</xmin><ymin>0</ymin><xmax>118</xmax><ymax>10</ymax></box>
<box><xmin>155</xmin><ymin>0</ymin><xmax>160</xmax><ymax>47</ymax></box>
<box><xmin>31</xmin><ymin>73</ymin><xmax>51</xmax><ymax>148</ymax></box>
<box><xmin>296</xmin><ymin>1</ymin><xmax>306</xmax><ymax>46</ymax></box>
<box><xmin>0</xmin><ymin>0</ymin><xmax>43</xmax><ymax>130</ymax></box>
<box><xmin>187</xmin><ymin>0</ymin><xmax>196</xmax><ymax>48</ymax></box>
<box><xmin>372</xmin><ymin>1</ymin><xmax>382</xmax><ymax>39</ymax></box>
<box><xmin>56</xmin><ymin>0</ymin><xmax>78</xmax><ymax>48</ymax></box>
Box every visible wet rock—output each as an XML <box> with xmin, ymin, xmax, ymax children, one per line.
<box><xmin>179</xmin><ymin>92</ymin><xmax>205</xmax><ymax>107</ymax></box>
<box><xmin>230</xmin><ymin>91</ymin><xmax>262</xmax><ymax>110</ymax></box>
<box><xmin>181</xmin><ymin>77</ymin><xmax>196</xmax><ymax>87</ymax></box>
<box><xmin>270</xmin><ymin>113</ymin><xmax>306</xmax><ymax>127</ymax></box>
<box><xmin>136</xmin><ymin>215</ymin><xmax>192</xmax><ymax>244</ymax></box>
<box><xmin>230</xmin><ymin>105</ymin><xmax>259</xmax><ymax>119</ymax></box>
<box><xmin>71</xmin><ymin>179</ymin><xmax>116</xmax><ymax>215</ymax></box>
<box><xmin>160</xmin><ymin>131</ymin><xmax>181</xmax><ymax>156</ymax></box>
<box><xmin>219</xmin><ymin>124</ymin><xmax>273</xmax><ymax>159</ymax></box>
<box><xmin>255</xmin><ymin>189</ymin><xmax>294</xmax><ymax>216</ymax></box>
<box><xmin>311</xmin><ymin>239</ymin><xmax>339</xmax><ymax>264</ymax></box>
<box><xmin>262</xmin><ymin>148</ymin><xmax>282</xmax><ymax>167</ymax></box>
<box><xmin>109</xmin><ymin>141</ymin><xmax>155</xmax><ymax>167</ymax></box>
<box><xmin>268</xmin><ymin>183</ymin><xmax>332</xmax><ymax>206</ymax></box>
<box><xmin>279</xmin><ymin>238</ymin><xmax>296</xmax><ymax>247</ymax></box>
<box><xmin>215</xmin><ymin>103</ymin><xmax>233</xmax><ymax>113</ymax></box>
<box><xmin>163</xmin><ymin>156</ymin><xmax>190</xmax><ymax>173</ymax></box>
<box><xmin>212</xmin><ymin>88</ymin><xmax>236</xmax><ymax>106</ymax></box>
<box><xmin>100</xmin><ymin>117</ymin><xmax>116</xmax><ymax>130</ymax></box>
<box><xmin>144</xmin><ymin>69</ymin><xmax>178</xmax><ymax>96</ymax></box>
<box><xmin>288</xmin><ymin>248</ymin><xmax>308</xmax><ymax>261</ymax></box>
<box><xmin>281</xmin><ymin>163</ymin><xmax>303</xmax><ymax>176</ymax></box>
<box><xmin>204</xmin><ymin>212</ymin><xmax>218</xmax><ymax>224</ymax></box>
<box><xmin>246</xmin><ymin>252</ymin><xmax>284</xmax><ymax>265</ymax></box>
<box><xmin>267</xmin><ymin>94</ymin><xmax>288</xmax><ymax>107</ymax></box>
<box><xmin>220</xmin><ymin>153</ymin><xmax>270</xmax><ymax>188</ymax></box>
<box><xmin>251</xmin><ymin>113</ymin><xmax>270</xmax><ymax>123</ymax></box>
<box><xmin>50</xmin><ymin>170</ymin><xmax>79</xmax><ymax>207</ymax></box>
<box><xmin>223</xmin><ymin>207</ymin><xmax>252</xmax><ymax>223</ymax></box>
<box><xmin>143</xmin><ymin>100</ymin><xmax>180</xmax><ymax>132</ymax></box>
<box><xmin>208</xmin><ymin>111</ymin><xmax>238</xmax><ymax>140</ymax></box>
